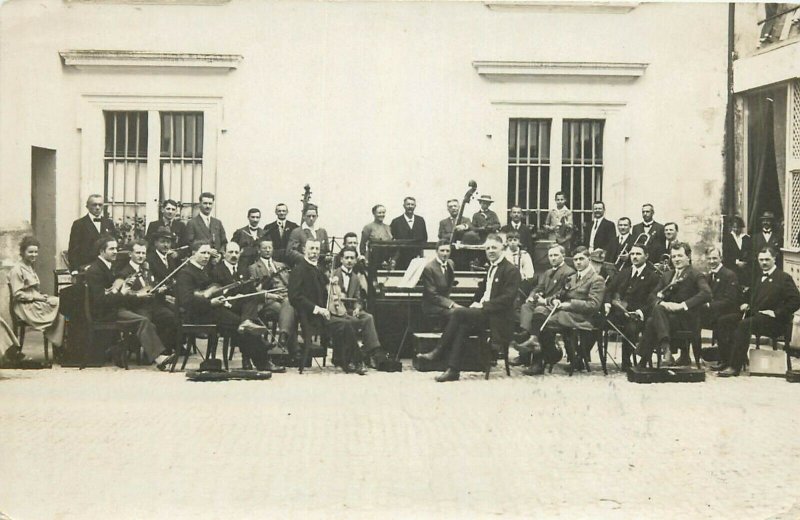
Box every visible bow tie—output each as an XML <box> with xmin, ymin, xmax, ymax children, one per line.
<box><xmin>93</xmin><ymin>218</ymin><xmax>102</xmax><ymax>223</ymax></box>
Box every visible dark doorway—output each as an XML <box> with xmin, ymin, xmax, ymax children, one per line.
<box><xmin>31</xmin><ymin>147</ymin><xmax>56</xmax><ymax>294</ymax></box>
<box><xmin>746</xmin><ymin>87</ymin><xmax>786</xmax><ymax>233</ymax></box>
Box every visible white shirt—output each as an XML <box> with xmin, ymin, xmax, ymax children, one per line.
<box><xmin>730</xmin><ymin>231</ymin><xmax>743</xmax><ymax>250</ymax></box>
<box><xmin>589</xmin><ymin>218</ymin><xmax>602</xmax><ymax>248</ymax></box>
<box><xmin>223</xmin><ymin>260</ymin><xmax>237</xmax><ymax>275</ymax></box>
<box><xmin>405</xmin><ymin>215</ymin><xmax>415</xmax><ymax>229</ymax></box>
<box><xmin>761</xmin><ymin>266</ymin><xmax>777</xmax><ymax>281</ymax></box>
<box><xmin>480</xmin><ymin>261</ymin><xmax>501</xmax><ymax>304</ymax></box>
<box><xmin>763</xmin><ymin>231</ymin><xmax>772</xmax><ymax>243</ymax></box>
<box><xmin>248</xmin><ymin>227</ymin><xmax>260</xmax><ymax>239</ymax></box>
<box><xmin>618</xmin><ymin>233</ymin><xmax>630</xmax><ymax>245</ymax></box>
<box><xmin>631</xmin><ymin>265</ymin><xmax>643</xmax><ymax>279</ymax></box>
<box><xmin>156</xmin><ymin>250</ymin><xmax>169</xmax><ymax>269</ymax></box>
<box><xmin>512</xmin><ymin>222</ymin><xmax>521</xmax><ymax>230</ymax></box>
<box><xmin>504</xmin><ymin>249</ymin><xmax>534</xmax><ymax>280</ymax></box>
<box><xmin>575</xmin><ymin>266</ymin><xmax>592</xmax><ymax>282</ymax></box>
<box><xmin>201</xmin><ymin>213</ymin><xmax>211</xmax><ymax>228</ymax></box>
<box><xmin>301</xmin><ymin>222</ymin><xmax>317</xmax><ymax>240</ymax></box>
<box><xmin>88</xmin><ymin>213</ymin><xmax>102</xmax><ymax>233</ymax></box>
<box><xmin>340</xmin><ymin>268</ymin><xmax>352</xmax><ymax>292</ymax></box>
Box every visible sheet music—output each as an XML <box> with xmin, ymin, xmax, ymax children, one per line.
<box><xmin>397</xmin><ymin>257</ymin><xmax>428</xmax><ymax>288</ymax></box>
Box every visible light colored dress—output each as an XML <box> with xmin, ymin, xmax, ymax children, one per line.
<box><xmin>360</xmin><ymin>222</ymin><xmax>393</xmax><ymax>256</ymax></box>
<box><xmin>8</xmin><ymin>262</ymin><xmax>65</xmax><ymax>346</ymax></box>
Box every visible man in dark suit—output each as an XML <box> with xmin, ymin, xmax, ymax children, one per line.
<box><xmin>174</xmin><ymin>239</ymin><xmax>281</xmax><ymax>372</ymax></box>
<box><xmin>231</xmin><ymin>208</ymin><xmax>265</xmax><ymax>269</ymax></box>
<box><xmin>288</xmin><ymin>239</ymin><xmax>364</xmax><ymax>374</ymax></box>
<box><xmin>631</xmin><ymin>203</ymin><xmax>665</xmax><ymax>262</ymax></box>
<box><xmin>262</xmin><ymin>203</ymin><xmax>299</xmax><ymax>263</ymax></box>
<box><xmin>717</xmin><ymin>246</ymin><xmax>800</xmax><ymax>377</ymax></box>
<box><xmin>145</xmin><ymin>199</ymin><xmax>186</xmax><ymax>249</ymax></box>
<box><xmin>604</xmin><ymin>244</ymin><xmax>661</xmax><ymax>369</ymax></box>
<box><xmin>417</xmin><ymin>234</ymin><xmax>521</xmax><ymax>382</ymax></box>
<box><xmin>437</xmin><ymin>199</ymin><xmax>472</xmax><ymax>241</ymax></box>
<box><xmin>722</xmin><ymin>215</ymin><xmax>752</xmax><ymax>288</ymax></box>
<box><xmin>68</xmin><ymin>194</ymin><xmax>117</xmax><ymax>271</ymax></box>
<box><xmin>635</xmin><ymin>241</ymin><xmax>712</xmax><ymax>366</ymax></box>
<box><xmin>183</xmin><ymin>192</ymin><xmax>227</xmax><ymax>254</ymax></box>
<box><xmin>605</xmin><ymin>217</ymin><xmax>636</xmax><ymax>270</ymax></box>
<box><xmin>701</xmin><ymin>246</ymin><xmax>740</xmax><ymax>335</ymax></box>
<box><xmin>146</xmin><ymin>227</ymin><xmax>180</xmax><ymax>287</ymax></box>
<box><xmin>586</xmin><ymin>201</ymin><xmax>616</xmax><ymax>253</ymax></box>
<box><xmin>84</xmin><ymin>236</ymin><xmax>168</xmax><ymax>367</ymax></box>
<box><xmin>389</xmin><ymin>196</ymin><xmax>428</xmax><ymax>270</ymax></box>
<box><xmin>286</xmin><ymin>204</ymin><xmax>330</xmax><ymax>266</ymax></box>
<box><xmin>420</xmin><ymin>240</ymin><xmax>459</xmax><ymax>327</ymax></box>
<box><xmin>500</xmin><ymin>205</ymin><xmax>533</xmax><ymax>253</ymax></box>
<box><xmin>751</xmin><ymin>211</ymin><xmax>783</xmax><ymax>270</ymax></box>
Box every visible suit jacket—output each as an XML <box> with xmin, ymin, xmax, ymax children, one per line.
<box><xmin>471</xmin><ymin>210</ymin><xmax>501</xmax><ymax>236</ymax></box>
<box><xmin>390</xmin><ymin>214</ymin><xmax>428</xmax><ymax>269</ymax></box>
<box><xmin>145</xmin><ymin>219</ymin><xmax>186</xmax><ymax>246</ymax></box>
<box><xmin>549</xmin><ymin>268</ymin><xmax>606</xmax><ymax>330</ymax></box>
<box><xmin>115</xmin><ymin>262</ymin><xmax>157</xmax><ymax>292</ymax></box>
<box><xmin>263</xmin><ymin>219</ymin><xmax>299</xmax><ymax>260</ymax></box>
<box><xmin>706</xmin><ymin>266</ymin><xmax>740</xmax><ymax>316</ymax></box>
<box><xmin>84</xmin><ymin>258</ymin><xmax>137</xmax><ymax>321</ymax></box>
<box><xmin>147</xmin><ymin>249</ymin><xmax>179</xmax><ymax>284</ymax></box>
<box><xmin>286</xmin><ymin>227</ymin><xmax>330</xmax><ymax>265</ymax></box>
<box><xmin>472</xmin><ymin>258</ymin><xmax>522</xmax><ymax>347</ymax></box>
<box><xmin>586</xmin><ymin>218</ymin><xmax>616</xmax><ymax>253</ymax></box>
<box><xmin>333</xmin><ymin>266</ymin><xmax>368</xmax><ymax>313</ymax></box>
<box><xmin>175</xmin><ymin>262</ymin><xmax>215</xmax><ymax>319</ymax></box>
<box><xmin>722</xmin><ymin>232</ymin><xmax>752</xmax><ymax>286</ymax></box>
<box><xmin>438</xmin><ymin>216</ymin><xmax>471</xmax><ymax>241</ymax></box>
<box><xmin>210</xmin><ymin>261</ymin><xmax>250</xmax><ymax>296</ymax></box>
<box><xmin>184</xmin><ymin>214</ymin><xmax>227</xmax><ymax>252</ymax></box>
<box><xmin>749</xmin><ymin>269</ymin><xmax>800</xmax><ymax>324</ymax></box>
<box><xmin>752</xmin><ymin>231</ymin><xmax>783</xmax><ymax>268</ymax></box>
<box><xmin>500</xmin><ymin>222</ymin><xmax>533</xmax><ymax>252</ymax></box>
<box><xmin>531</xmin><ymin>263</ymin><xmax>576</xmax><ymax>300</ymax></box>
<box><xmin>231</xmin><ymin>226</ymin><xmax>265</xmax><ymax>268</ymax></box>
<box><xmin>606</xmin><ymin>263</ymin><xmax>660</xmax><ymax>312</ymax></box>
<box><xmin>420</xmin><ymin>258</ymin><xmax>456</xmax><ymax>317</ymax></box>
<box><xmin>646</xmin><ymin>266</ymin><xmax>711</xmax><ymax>315</ymax></box>
<box><xmin>631</xmin><ymin>221</ymin><xmax>665</xmax><ymax>260</ymax></box>
<box><xmin>288</xmin><ymin>258</ymin><xmax>328</xmax><ymax>316</ymax></box>
<box><xmin>249</xmin><ymin>257</ymin><xmax>290</xmax><ymax>297</ymax></box>
<box><xmin>68</xmin><ymin>215</ymin><xmax>117</xmax><ymax>270</ymax></box>
<box><xmin>606</xmin><ymin>234</ymin><xmax>636</xmax><ymax>267</ymax></box>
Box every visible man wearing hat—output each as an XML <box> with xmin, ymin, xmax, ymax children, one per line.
<box><xmin>145</xmin><ymin>199</ymin><xmax>186</xmax><ymax>249</ymax></box>
<box><xmin>471</xmin><ymin>195</ymin><xmax>501</xmax><ymax>240</ymax></box>
<box><xmin>752</xmin><ymin>211</ymin><xmax>783</xmax><ymax>270</ymax></box>
<box><xmin>588</xmin><ymin>248</ymin><xmax>616</xmax><ymax>282</ymax></box>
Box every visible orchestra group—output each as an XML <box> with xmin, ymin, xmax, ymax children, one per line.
<box><xmin>3</xmin><ymin>187</ymin><xmax>799</xmax><ymax>383</ymax></box>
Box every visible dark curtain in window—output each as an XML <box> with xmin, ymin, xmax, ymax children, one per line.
<box><xmin>747</xmin><ymin>93</ymin><xmax>784</xmax><ymax>232</ymax></box>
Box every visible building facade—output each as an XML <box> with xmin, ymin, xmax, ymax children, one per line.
<box><xmin>0</xmin><ymin>0</ymin><xmax>728</xmax><ymax>291</ymax></box>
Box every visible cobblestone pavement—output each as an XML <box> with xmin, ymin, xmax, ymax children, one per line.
<box><xmin>1</xmin><ymin>347</ymin><xmax>799</xmax><ymax>520</ymax></box>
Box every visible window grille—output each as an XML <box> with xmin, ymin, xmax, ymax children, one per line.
<box><xmin>791</xmin><ymin>170</ymin><xmax>800</xmax><ymax>248</ymax></box>
<box><xmin>507</xmin><ymin>119</ymin><xmax>551</xmax><ymax>228</ymax></box>
<box><xmin>561</xmin><ymin>119</ymin><xmax>604</xmax><ymax>233</ymax></box>
<box><xmin>792</xmin><ymin>80</ymin><xmax>800</xmax><ymax>160</ymax></box>
<box><xmin>160</xmin><ymin>112</ymin><xmax>204</xmax><ymax>221</ymax></box>
<box><xmin>104</xmin><ymin>111</ymin><xmax>148</xmax><ymax>245</ymax></box>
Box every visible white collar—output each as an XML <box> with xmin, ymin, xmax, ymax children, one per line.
<box><xmin>260</xmin><ymin>257</ymin><xmax>274</xmax><ymax>266</ymax></box>
<box><xmin>88</xmin><ymin>213</ymin><xmax>102</xmax><ymax>222</ymax></box>
<box><xmin>223</xmin><ymin>260</ymin><xmax>237</xmax><ymax>273</ymax></box>
<box><xmin>190</xmin><ymin>259</ymin><xmax>204</xmax><ymax>270</ymax></box>
<box><xmin>619</xmin><ymin>232</ymin><xmax>630</xmax><ymax>239</ymax></box>
<box><xmin>156</xmin><ymin>250</ymin><xmax>169</xmax><ymax>260</ymax></box>
<box><xmin>642</xmin><ymin>221</ymin><xmax>653</xmax><ymax>227</ymax></box>
<box><xmin>129</xmin><ymin>260</ymin><xmax>141</xmax><ymax>272</ymax></box>
<box><xmin>710</xmin><ymin>265</ymin><xmax>722</xmax><ymax>274</ymax></box>
<box><xmin>304</xmin><ymin>256</ymin><xmax>318</xmax><ymax>266</ymax></box>
<box><xmin>762</xmin><ymin>266</ymin><xmax>777</xmax><ymax>277</ymax></box>
<box><xmin>576</xmin><ymin>266</ymin><xmax>592</xmax><ymax>278</ymax></box>
<box><xmin>405</xmin><ymin>214</ymin><xmax>415</xmax><ymax>222</ymax></box>
<box><xmin>302</xmin><ymin>222</ymin><xmax>316</xmax><ymax>232</ymax></box>
<box><xmin>341</xmin><ymin>267</ymin><xmax>352</xmax><ymax>276</ymax></box>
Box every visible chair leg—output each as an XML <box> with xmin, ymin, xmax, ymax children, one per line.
<box><xmin>44</xmin><ymin>337</ymin><xmax>50</xmax><ymax>362</ymax></box>
<box><xmin>504</xmin><ymin>343</ymin><xmax>511</xmax><ymax>377</ymax></box>
<box><xmin>18</xmin><ymin>326</ymin><xmax>26</xmax><ymax>347</ymax></box>
<box><xmin>221</xmin><ymin>337</ymin><xmax>230</xmax><ymax>371</ymax></box>
<box><xmin>692</xmin><ymin>334</ymin><xmax>702</xmax><ymax>368</ymax></box>
<box><xmin>299</xmin><ymin>340</ymin><xmax>309</xmax><ymax>374</ymax></box>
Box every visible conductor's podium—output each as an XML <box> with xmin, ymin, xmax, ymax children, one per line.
<box><xmin>411</xmin><ymin>332</ymin><xmax>488</xmax><ymax>372</ymax></box>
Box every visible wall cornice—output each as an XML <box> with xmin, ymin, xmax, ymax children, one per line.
<box><xmin>472</xmin><ymin>60</ymin><xmax>648</xmax><ymax>80</ymax></box>
<box><xmin>59</xmin><ymin>50</ymin><xmax>242</xmax><ymax>72</ymax></box>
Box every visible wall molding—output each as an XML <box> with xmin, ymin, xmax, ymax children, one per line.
<box><xmin>59</xmin><ymin>50</ymin><xmax>242</xmax><ymax>72</ymax></box>
<box><xmin>473</xmin><ymin>60</ymin><xmax>648</xmax><ymax>80</ymax></box>
<box><xmin>484</xmin><ymin>1</ymin><xmax>639</xmax><ymax>13</ymax></box>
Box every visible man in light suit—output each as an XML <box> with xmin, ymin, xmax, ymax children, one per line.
<box><xmin>390</xmin><ymin>196</ymin><xmax>428</xmax><ymax>270</ymax></box>
<box><xmin>183</xmin><ymin>192</ymin><xmax>227</xmax><ymax>255</ymax></box>
<box><xmin>68</xmin><ymin>194</ymin><xmax>117</xmax><ymax>270</ymax></box>
<box><xmin>631</xmin><ymin>203</ymin><xmax>665</xmax><ymax>261</ymax></box>
<box><xmin>263</xmin><ymin>203</ymin><xmax>299</xmax><ymax>263</ymax></box>
<box><xmin>286</xmin><ymin>203</ymin><xmax>330</xmax><ymax>266</ymax></box>
<box><xmin>420</xmin><ymin>240</ymin><xmax>459</xmax><ymax>327</ymax></box>
<box><xmin>231</xmin><ymin>208</ymin><xmax>265</xmax><ymax>269</ymax></box>
<box><xmin>417</xmin><ymin>234</ymin><xmax>521</xmax><ymax>382</ymax></box>
<box><xmin>586</xmin><ymin>201</ymin><xmax>616</xmax><ymax>253</ymax></box>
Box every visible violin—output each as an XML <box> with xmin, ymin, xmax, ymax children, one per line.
<box><xmin>198</xmin><ymin>277</ymin><xmax>257</xmax><ymax>300</ymax></box>
<box><xmin>106</xmin><ymin>273</ymin><xmax>139</xmax><ymax>295</ymax></box>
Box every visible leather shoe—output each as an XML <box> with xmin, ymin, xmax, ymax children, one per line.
<box><xmin>238</xmin><ymin>320</ymin><xmax>268</xmax><ymax>336</ymax></box>
<box><xmin>522</xmin><ymin>362</ymin><xmax>545</xmax><ymax>376</ymax></box>
<box><xmin>709</xmin><ymin>362</ymin><xmax>728</xmax><ymax>372</ymax></box>
<box><xmin>266</xmin><ymin>359</ymin><xmax>286</xmax><ymax>373</ymax></box>
<box><xmin>717</xmin><ymin>367</ymin><xmax>740</xmax><ymax>377</ymax></box>
<box><xmin>435</xmin><ymin>368</ymin><xmax>460</xmax><ymax>382</ymax></box>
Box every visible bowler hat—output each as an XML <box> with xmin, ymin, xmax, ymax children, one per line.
<box><xmin>760</xmin><ymin>211</ymin><xmax>775</xmax><ymax>221</ymax></box>
<box><xmin>153</xmin><ymin>226</ymin><xmax>175</xmax><ymax>241</ymax></box>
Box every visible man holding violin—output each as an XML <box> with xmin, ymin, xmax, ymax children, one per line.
<box><xmin>84</xmin><ymin>235</ymin><xmax>168</xmax><ymax>368</ymax></box>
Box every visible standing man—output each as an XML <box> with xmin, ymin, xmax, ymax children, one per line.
<box><xmin>604</xmin><ymin>244</ymin><xmax>661</xmax><ymax>368</ymax></box>
<box><xmin>84</xmin><ymin>236</ymin><xmax>168</xmax><ymax>367</ymax></box>
<box><xmin>752</xmin><ymin>211</ymin><xmax>783</xmax><ymax>269</ymax></box>
<box><xmin>263</xmin><ymin>203</ymin><xmax>298</xmax><ymax>263</ymax></box>
<box><xmin>437</xmin><ymin>199</ymin><xmax>472</xmax><ymax>241</ymax></box>
<box><xmin>286</xmin><ymin>203</ymin><xmax>330</xmax><ymax>266</ymax></box>
<box><xmin>68</xmin><ymin>194</ymin><xmax>117</xmax><ymax>271</ymax></box>
<box><xmin>184</xmin><ymin>192</ymin><xmax>227</xmax><ymax>255</ymax></box>
<box><xmin>716</xmin><ymin>246</ymin><xmax>800</xmax><ymax>377</ymax></box>
<box><xmin>586</xmin><ymin>201</ymin><xmax>616</xmax><ymax>253</ymax></box>
<box><xmin>631</xmin><ymin>203</ymin><xmax>665</xmax><ymax>261</ymax></box>
<box><xmin>390</xmin><ymin>196</ymin><xmax>428</xmax><ymax>270</ymax></box>
<box><xmin>500</xmin><ymin>205</ymin><xmax>533</xmax><ymax>252</ymax></box>
<box><xmin>416</xmin><ymin>234</ymin><xmax>520</xmax><ymax>382</ymax></box>
<box><xmin>635</xmin><ymin>242</ymin><xmax>711</xmax><ymax>366</ymax></box>
<box><xmin>231</xmin><ymin>208</ymin><xmax>265</xmax><ymax>269</ymax></box>
<box><xmin>606</xmin><ymin>217</ymin><xmax>635</xmax><ymax>269</ymax></box>
<box><xmin>471</xmin><ymin>195</ymin><xmax>501</xmax><ymax>240</ymax></box>
<box><xmin>420</xmin><ymin>240</ymin><xmax>460</xmax><ymax>328</ymax></box>
<box><xmin>288</xmin><ymin>239</ymin><xmax>365</xmax><ymax>375</ymax></box>
<box><xmin>145</xmin><ymin>199</ymin><xmax>186</xmax><ymax>249</ymax></box>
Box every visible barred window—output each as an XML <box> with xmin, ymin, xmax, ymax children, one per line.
<box><xmin>561</xmin><ymin>119</ymin><xmax>604</xmax><ymax>232</ymax></box>
<box><xmin>507</xmin><ymin>119</ymin><xmax>551</xmax><ymax>228</ymax></box>
<box><xmin>160</xmin><ymin>112</ymin><xmax>204</xmax><ymax>221</ymax></box>
<box><xmin>104</xmin><ymin>111</ymin><xmax>148</xmax><ymax>245</ymax></box>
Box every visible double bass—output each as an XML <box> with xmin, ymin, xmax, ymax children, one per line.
<box><xmin>450</xmin><ymin>180</ymin><xmax>478</xmax><ymax>245</ymax></box>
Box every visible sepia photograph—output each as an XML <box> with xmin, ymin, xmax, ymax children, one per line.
<box><xmin>0</xmin><ymin>0</ymin><xmax>799</xmax><ymax>518</ymax></box>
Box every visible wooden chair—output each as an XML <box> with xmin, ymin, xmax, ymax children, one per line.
<box><xmin>7</xmin><ymin>282</ymin><xmax>50</xmax><ymax>362</ymax></box>
<box><xmin>81</xmin><ymin>281</ymin><xmax>136</xmax><ymax>370</ymax></box>
<box><xmin>170</xmin><ymin>319</ymin><xmax>217</xmax><ymax>373</ymax></box>
<box><xmin>481</xmin><ymin>331</ymin><xmax>510</xmax><ymax>380</ymax></box>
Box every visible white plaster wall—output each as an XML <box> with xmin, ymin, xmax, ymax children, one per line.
<box><xmin>0</xmin><ymin>0</ymin><xmax>728</xmax><ymax>261</ymax></box>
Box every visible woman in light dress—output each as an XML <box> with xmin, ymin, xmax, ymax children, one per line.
<box><xmin>8</xmin><ymin>236</ymin><xmax>65</xmax><ymax>348</ymax></box>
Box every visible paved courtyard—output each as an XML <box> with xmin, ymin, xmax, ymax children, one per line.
<box><xmin>1</xmin><ymin>343</ymin><xmax>799</xmax><ymax>520</ymax></box>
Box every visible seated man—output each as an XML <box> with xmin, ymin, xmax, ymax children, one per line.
<box><xmin>420</xmin><ymin>240</ymin><xmax>460</xmax><ymax>329</ymax></box>
<box><xmin>512</xmin><ymin>243</ymin><xmax>575</xmax><ymax>366</ymax></box>
<box><xmin>716</xmin><ymin>246</ymin><xmax>800</xmax><ymax>376</ymax></box>
<box><xmin>147</xmin><ymin>226</ymin><xmax>182</xmax><ymax>287</ymax></box>
<box><xmin>702</xmin><ymin>246</ymin><xmax>740</xmax><ymax>347</ymax></box>
<box><xmin>175</xmin><ymin>240</ymin><xmax>283</xmax><ymax>373</ymax></box>
<box><xmin>334</xmin><ymin>246</ymin><xmax>396</xmax><ymax>370</ymax></box>
<box><xmin>604</xmin><ymin>244</ymin><xmax>661</xmax><ymax>369</ymax></box>
<box><xmin>503</xmin><ymin>230</ymin><xmax>534</xmax><ymax>281</ymax></box>
<box><xmin>84</xmin><ymin>236</ymin><xmax>169</xmax><ymax>368</ymax></box>
<box><xmin>288</xmin><ymin>239</ymin><xmax>365</xmax><ymax>375</ymax></box>
<box><xmin>635</xmin><ymin>241</ymin><xmax>711</xmax><ymax>367</ymax></box>
<box><xmin>515</xmin><ymin>247</ymin><xmax>605</xmax><ymax>375</ymax></box>
<box><xmin>247</xmin><ymin>238</ymin><xmax>297</xmax><ymax>358</ymax></box>
<box><xmin>114</xmin><ymin>239</ymin><xmax>179</xmax><ymax>363</ymax></box>
<box><xmin>416</xmin><ymin>234</ymin><xmax>521</xmax><ymax>382</ymax></box>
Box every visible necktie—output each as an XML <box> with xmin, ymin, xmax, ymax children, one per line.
<box><xmin>278</xmin><ymin>221</ymin><xmax>284</xmax><ymax>237</ymax></box>
<box><xmin>619</xmin><ymin>236</ymin><xmax>624</xmax><ymax>245</ymax></box>
<box><xmin>761</xmin><ymin>274</ymin><xmax>769</xmax><ymax>283</ymax></box>
<box><xmin>441</xmin><ymin>263</ymin><xmax>447</xmax><ymax>275</ymax></box>
<box><xmin>577</xmin><ymin>273</ymin><xmax>582</xmax><ymax>282</ymax></box>
<box><xmin>593</xmin><ymin>220</ymin><xmax>599</xmax><ymax>231</ymax></box>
